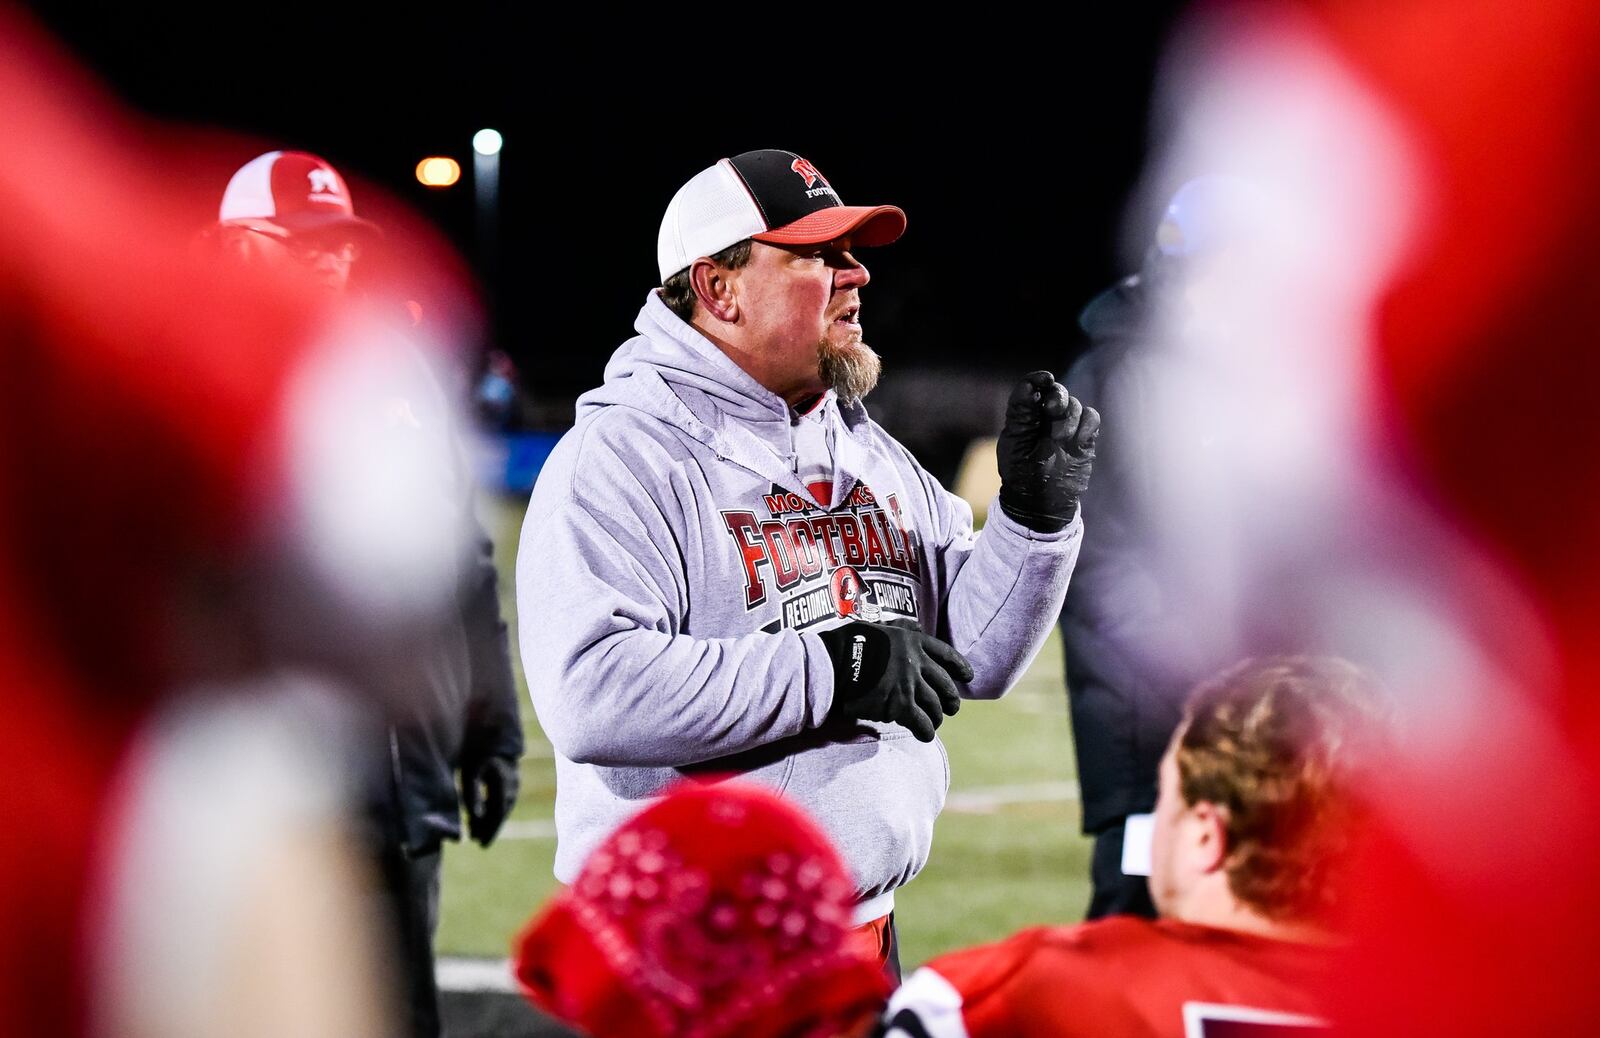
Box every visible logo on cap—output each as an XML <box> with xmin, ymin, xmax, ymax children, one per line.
<box><xmin>307</xmin><ymin>167</ymin><xmax>342</xmax><ymax>202</ymax></box>
<box><xmin>790</xmin><ymin>158</ymin><xmax>829</xmax><ymax>190</ymax></box>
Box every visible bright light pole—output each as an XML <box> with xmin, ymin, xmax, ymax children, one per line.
<box><xmin>473</xmin><ymin>129</ymin><xmax>502</xmax><ymax>284</ymax></box>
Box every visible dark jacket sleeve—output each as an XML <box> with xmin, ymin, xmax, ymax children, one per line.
<box><xmin>433</xmin><ymin>348</ymin><xmax>524</xmax><ymax>771</ymax></box>
<box><xmin>459</xmin><ymin>503</ymin><xmax>525</xmax><ymax>767</ymax></box>
<box><xmin>1060</xmin><ymin>342</ymin><xmax>1188</xmax><ymax>828</ymax></box>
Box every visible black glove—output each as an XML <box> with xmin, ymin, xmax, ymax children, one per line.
<box><xmin>996</xmin><ymin>370</ymin><xmax>1100</xmax><ymax>533</ymax></box>
<box><xmin>817</xmin><ymin>621</ymin><xmax>973</xmax><ymax>742</ymax></box>
<box><xmin>461</xmin><ymin>755</ymin><xmax>520</xmax><ymax>847</ymax></box>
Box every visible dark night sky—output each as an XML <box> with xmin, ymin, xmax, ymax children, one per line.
<box><xmin>22</xmin><ymin>6</ymin><xmax>1188</xmax><ymax>413</ymax></box>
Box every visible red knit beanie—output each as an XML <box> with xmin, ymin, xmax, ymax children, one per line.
<box><xmin>513</xmin><ymin>780</ymin><xmax>891</xmax><ymax>1038</ymax></box>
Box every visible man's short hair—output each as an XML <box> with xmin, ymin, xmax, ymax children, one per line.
<box><xmin>660</xmin><ymin>238</ymin><xmax>753</xmax><ymax>323</ymax></box>
<box><xmin>1177</xmin><ymin>655</ymin><xmax>1389</xmax><ymax>923</ymax></box>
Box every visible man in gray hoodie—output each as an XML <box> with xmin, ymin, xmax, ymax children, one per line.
<box><xmin>517</xmin><ymin>149</ymin><xmax>1097</xmax><ymax>976</ymax></box>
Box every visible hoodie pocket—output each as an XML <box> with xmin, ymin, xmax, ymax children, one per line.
<box><xmin>676</xmin><ymin>740</ymin><xmax>799</xmax><ymax>795</ymax></box>
<box><xmin>678</xmin><ymin>724</ymin><xmax>949</xmax><ymax>895</ymax></box>
<box><xmin>781</xmin><ymin>726</ymin><xmax>950</xmax><ymax>897</ymax></box>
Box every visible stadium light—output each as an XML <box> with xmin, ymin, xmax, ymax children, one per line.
<box><xmin>473</xmin><ymin>130</ymin><xmax>501</xmax><ymax>284</ymax></box>
<box><xmin>415</xmin><ymin>156</ymin><xmax>461</xmax><ymax>188</ymax></box>
<box><xmin>473</xmin><ymin>128</ymin><xmax>503</xmax><ymax>156</ymax></box>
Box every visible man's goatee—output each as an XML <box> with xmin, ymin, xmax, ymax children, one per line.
<box><xmin>818</xmin><ymin>337</ymin><xmax>882</xmax><ymax>405</ymax></box>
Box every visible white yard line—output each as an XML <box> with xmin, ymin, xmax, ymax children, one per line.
<box><xmin>1009</xmin><ymin>695</ymin><xmax>1068</xmax><ymax>715</ymax></box>
<box><xmin>495</xmin><ymin>781</ymin><xmax>1078</xmax><ymax>841</ymax></box>
<box><xmin>497</xmin><ymin>818</ymin><xmax>559</xmax><ymax>840</ymax></box>
<box><xmin>437</xmin><ymin>956</ymin><xmax>519</xmax><ymax>993</ymax></box>
<box><xmin>945</xmin><ymin>780</ymin><xmax>1079</xmax><ymax>814</ymax></box>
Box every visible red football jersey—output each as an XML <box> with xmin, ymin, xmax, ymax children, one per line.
<box><xmin>882</xmin><ymin>917</ymin><xmax>1331</xmax><ymax>1038</ymax></box>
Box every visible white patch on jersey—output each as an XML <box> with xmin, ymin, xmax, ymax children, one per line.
<box><xmin>1182</xmin><ymin>1001</ymin><xmax>1328</xmax><ymax>1036</ymax></box>
<box><xmin>882</xmin><ymin>967</ymin><xmax>971</xmax><ymax>1038</ymax></box>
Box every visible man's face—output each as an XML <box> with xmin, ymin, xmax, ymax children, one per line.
<box><xmin>287</xmin><ymin>234</ymin><xmax>360</xmax><ymax>293</ymax></box>
<box><xmin>732</xmin><ymin>237</ymin><xmax>877</xmax><ymax>404</ymax></box>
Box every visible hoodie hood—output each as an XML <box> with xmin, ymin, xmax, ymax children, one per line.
<box><xmin>579</xmin><ymin>290</ymin><xmax>793</xmax><ymax>427</ymax></box>
<box><xmin>575</xmin><ymin>291</ymin><xmax>875</xmax><ymax>509</ymax></box>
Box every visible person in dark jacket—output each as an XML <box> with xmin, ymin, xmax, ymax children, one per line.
<box><xmin>1059</xmin><ymin>177</ymin><xmax>1257</xmax><ymax>920</ymax></box>
<box><xmin>213</xmin><ymin>150</ymin><xmax>526</xmax><ymax>1038</ymax></box>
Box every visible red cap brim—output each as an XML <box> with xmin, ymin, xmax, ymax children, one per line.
<box><xmin>752</xmin><ymin>205</ymin><xmax>906</xmax><ymax>248</ymax></box>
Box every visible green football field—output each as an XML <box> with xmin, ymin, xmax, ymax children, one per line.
<box><xmin>437</xmin><ymin>493</ymin><xmax>1094</xmax><ymax>971</ymax></box>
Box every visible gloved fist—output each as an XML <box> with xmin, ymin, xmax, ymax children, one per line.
<box><xmin>817</xmin><ymin>621</ymin><xmax>973</xmax><ymax>742</ymax></box>
<box><xmin>996</xmin><ymin>370</ymin><xmax>1100</xmax><ymax>533</ymax></box>
<box><xmin>461</xmin><ymin>754</ymin><xmax>520</xmax><ymax>847</ymax></box>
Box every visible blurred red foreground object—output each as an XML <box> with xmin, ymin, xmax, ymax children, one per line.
<box><xmin>1309</xmin><ymin>2</ymin><xmax>1600</xmax><ymax>1033</ymax></box>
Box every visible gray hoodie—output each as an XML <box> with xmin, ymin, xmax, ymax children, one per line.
<box><xmin>517</xmin><ymin>291</ymin><xmax>1082</xmax><ymax>920</ymax></box>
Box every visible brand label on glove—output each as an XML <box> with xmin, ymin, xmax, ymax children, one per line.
<box><xmin>850</xmin><ymin>634</ymin><xmax>866</xmax><ymax>684</ymax></box>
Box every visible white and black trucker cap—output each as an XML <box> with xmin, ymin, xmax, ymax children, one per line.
<box><xmin>656</xmin><ymin>149</ymin><xmax>906</xmax><ymax>282</ymax></box>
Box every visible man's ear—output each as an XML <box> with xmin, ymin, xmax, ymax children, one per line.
<box><xmin>1190</xmin><ymin>801</ymin><xmax>1230</xmax><ymax>874</ymax></box>
<box><xmin>690</xmin><ymin>258</ymin><xmax>738</xmax><ymax>324</ymax></box>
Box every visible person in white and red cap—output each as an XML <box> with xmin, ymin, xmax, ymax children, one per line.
<box><xmin>516</xmin><ymin>148</ymin><xmax>1100</xmax><ymax>978</ymax></box>
<box><xmin>214</xmin><ymin>150</ymin><xmax>380</xmax><ymax>292</ymax></box>
<box><xmin>211</xmin><ymin>148</ymin><xmax>526</xmax><ymax>1038</ymax></box>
